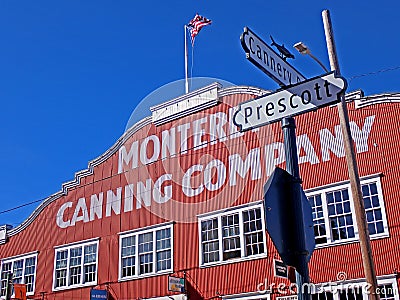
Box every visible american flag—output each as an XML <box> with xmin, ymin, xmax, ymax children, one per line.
<box><xmin>187</xmin><ymin>14</ymin><xmax>212</xmax><ymax>44</ymax></box>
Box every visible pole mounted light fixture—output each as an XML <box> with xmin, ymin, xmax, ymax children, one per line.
<box><xmin>293</xmin><ymin>42</ymin><xmax>329</xmax><ymax>73</ymax></box>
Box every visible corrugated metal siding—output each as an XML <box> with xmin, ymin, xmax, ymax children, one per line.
<box><xmin>1</xmin><ymin>91</ymin><xmax>400</xmax><ymax>299</ymax></box>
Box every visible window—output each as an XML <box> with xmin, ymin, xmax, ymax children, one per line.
<box><xmin>306</xmin><ymin>176</ymin><xmax>388</xmax><ymax>246</ymax></box>
<box><xmin>198</xmin><ymin>202</ymin><xmax>266</xmax><ymax>266</ymax></box>
<box><xmin>0</xmin><ymin>252</ymin><xmax>37</xmax><ymax>297</ymax></box>
<box><xmin>119</xmin><ymin>223</ymin><xmax>173</xmax><ymax>280</ymax></box>
<box><xmin>53</xmin><ymin>239</ymin><xmax>98</xmax><ymax>290</ymax></box>
<box><xmin>222</xmin><ymin>291</ymin><xmax>270</xmax><ymax>300</ymax></box>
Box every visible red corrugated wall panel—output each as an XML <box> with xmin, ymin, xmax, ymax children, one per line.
<box><xmin>1</xmin><ymin>91</ymin><xmax>400</xmax><ymax>299</ymax></box>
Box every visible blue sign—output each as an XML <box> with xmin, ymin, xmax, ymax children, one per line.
<box><xmin>90</xmin><ymin>289</ymin><xmax>108</xmax><ymax>300</ymax></box>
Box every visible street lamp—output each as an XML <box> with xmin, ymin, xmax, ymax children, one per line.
<box><xmin>293</xmin><ymin>42</ymin><xmax>329</xmax><ymax>72</ymax></box>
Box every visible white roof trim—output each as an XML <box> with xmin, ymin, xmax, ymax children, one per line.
<box><xmin>6</xmin><ymin>85</ymin><xmax>268</xmax><ymax>238</ymax></box>
<box><xmin>355</xmin><ymin>92</ymin><xmax>400</xmax><ymax>108</ymax></box>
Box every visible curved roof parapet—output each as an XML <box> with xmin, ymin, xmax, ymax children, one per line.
<box><xmin>355</xmin><ymin>91</ymin><xmax>400</xmax><ymax>109</ymax></box>
<box><xmin>5</xmin><ymin>85</ymin><xmax>268</xmax><ymax>239</ymax></box>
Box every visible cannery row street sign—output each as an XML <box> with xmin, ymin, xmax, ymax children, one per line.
<box><xmin>241</xmin><ymin>27</ymin><xmax>306</xmax><ymax>86</ymax></box>
<box><xmin>233</xmin><ymin>72</ymin><xmax>347</xmax><ymax>131</ymax></box>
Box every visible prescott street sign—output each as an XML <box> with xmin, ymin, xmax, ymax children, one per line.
<box><xmin>233</xmin><ymin>72</ymin><xmax>347</xmax><ymax>131</ymax></box>
<box><xmin>240</xmin><ymin>27</ymin><xmax>306</xmax><ymax>87</ymax></box>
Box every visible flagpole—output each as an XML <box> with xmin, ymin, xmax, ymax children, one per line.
<box><xmin>184</xmin><ymin>25</ymin><xmax>189</xmax><ymax>94</ymax></box>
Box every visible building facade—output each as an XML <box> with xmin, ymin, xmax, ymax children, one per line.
<box><xmin>0</xmin><ymin>83</ymin><xmax>399</xmax><ymax>300</ymax></box>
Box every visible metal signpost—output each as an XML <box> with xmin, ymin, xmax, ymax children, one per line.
<box><xmin>322</xmin><ymin>10</ymin><xmax>379</xmax><ymax>300</ymax></box>
<box><xmin>236</xmin><ymin>26</ymin><xmax>348</xmax><ymax>300</ymax></box>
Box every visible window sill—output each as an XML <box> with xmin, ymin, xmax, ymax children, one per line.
<box><xmin>118</xmin><ymin>270</ymin><xmax>173</xmax><ymax>282</ymax></box>
<box><xmin>52</xmin><ymin>282</ymin><xmax>97</xmax><ymax>292</ymax></box>
<box><xmin>315</xmin><ymin>232</ymin><xmax>390</xmax><ymax>249</ymax></box>
<box><xmin>200</xmin><ymin>253</ymin><xmax>268</xmax><ymax>268</ymax></box>
<box><xmin>0</xmin><ymin>292</ymin><xmax>34</xmax><ymax>300</ymax></box>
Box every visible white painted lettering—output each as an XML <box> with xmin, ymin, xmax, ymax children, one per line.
<box><xmin>265</xmin><ymin>142</ymin><xmax>285</xmax><ymax>176</ymax></box>
<box><xmin>90</xmin><ymin>192</ymin><xmax>103</xmax><ymax>221</ymax></box>
<box><xmin>193</xmin><ymin>117</ymin><xmax>208</xmax><ymax>149</ymax></box>
<box><xmin>161</xmin><ymin>128</ymin><xmax>176</xmax><ymax>160</ymax></box>
<box><xmin>210</xmin><ymin>112</ymin><xmax>228</xmax><ymax>145</ymax></box>
<box><xmin>350</xmin><ymin>115</ymin><xmax>375</xmax><ymax>153</ymax></box>
<box><xmin>153</xmin><ymin>174</ymin><xmax>173</xmax><ymax>204</ymax></box>
<box><xmin>182</xmin><ymin>164</ymin><xmax>204</xmax><ymax>197</ymax></box>
<box><xmin>124</xmin><ymin>184</ymin><xmax>134</xmax><ymax>212</ymax></box>
<box><xmin>297</xmin><ymin>134</ymin><xmax>320</xmax><ymax>164</ymax></box>
<box><xmin>71</xmin><ymin>197</ymin><xmax>89</xmax><ymax>226</ymax></box>
<box><xmin>106</xmin><ymin>188</ymin><xmax>121</xmax><ymax>217</ymax></box>
<box><xmin>56</xmin><ymin>202</ymin><xmax>73</xmax><ymax>228</ymax></box>
<box><xmin>136</xmin><ymin>179</ymin><xmax>152</xmax><ymax>209</ymax></box>
<box><xmin>204</xmin><ymin>159</ymin><xmax>226</xmax><ymax>191</ymax></box>
<box><xmin>229</xmin><ymin>148</ymin><xmax>262</xmax><ymax>186</ymax></box>
<box><xmin>177</xmin><ymin>123</ymin><xmax>190</xmax><ymax>154</ymax></box>
<box><xmin>118</xmin><ymin>141</ymin><xmax>138</xmax><ymax>174</ymax></box>
<box><xmin>140</xmin><ymin>135</ymin><xmax>160</xmax><ymax>165</ymax></box>
<box><xmin>320</xmin><ymin>125</ymin><xmax>345</xmax><ymax>162</ymax></box>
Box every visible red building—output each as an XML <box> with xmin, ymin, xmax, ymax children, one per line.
<box><xmin>0</xmin><ymin>83</ymin><xmax>399</xmax><ymax>300</ymax></box>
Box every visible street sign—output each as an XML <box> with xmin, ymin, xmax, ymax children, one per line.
<box><xmin>168</xmin><ymin>276</ymin><xmax>185</xmax><ymax>293</ymax></box>
<box><xmin>274</xmin><ymin>259</ymin><xmax>288</xmax><ymax>279</ymax></box>
<box><xmin>241</xmin><ymin>27</ymin><xmax>306</xmax><ymax>86</ymax></box>
<box><xmin>13</xmin><ymin>284</ymin><xmax>26</xmax><ymax>300</ymax></box>
<box><xmin>277</xmin><ymin>296</ymin><xmax>298</xmax><ymax>300</ymax></box>
<box><xmin>233</xmin><ymin>72</ymin><xmax>347</xmax><ymax>131</ymax></box>
<box><xmin>264</xmin><ymin>167</ymin><xmax>315</xmax><ymax>271</ymax></box>
<box><xmin>90</xmin><ymin>289</ymin><xmax>108</xmax><ymax>300</ymax></box>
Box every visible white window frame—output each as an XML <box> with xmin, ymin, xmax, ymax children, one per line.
<box><xmin>306</xmin><ymin>174</ymin><xmax>389</xmax><ymax>248</ymax></box>
<box><xmin>0</xmin><ymin>251</ymin><xmax>38</xmax><ymax>298</ymax></box>
<box><xmin>312</xmin><ymin>276</ymin><xmax>398</xmax><ymax>300</ymax></box>
<box><xmin>198</xmin><ymin>201</ymin><xmax>267</xmax><ymax>267</ymax></box>
<box><xmin>222</xmin><ymin>291</ymin><xmax>270</xmax><ymax>300</ymax></box>
<box><xmin>118</xmin><ymin>222</ymin><xmax>174</xmax><ymax>281</ymax></box>
<box><xmin>52</xmin><ymin>238</ymin><xmax>99</xmax><ymax>291</ymax></box>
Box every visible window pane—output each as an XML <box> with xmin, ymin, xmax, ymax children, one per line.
<box><xmin>12</xmin><ymin>260</ymin><xmax>24</xmax><ymax>284</ymax></box>
<box><xmin>308</xmin><ymin>194</ymin><xmax>327</xmax><ymax>244</ymax></box>
<box><xmin>24</xmin><ymin>257</ymin><xmax>36</xmax><ymax>293</ymax></box>
<box><xmin>327</xmin><ymin>189</ymin><xmax>355</xmax><ymax>241</ymax></box>
<box><xmin>222</xmin><ymin>214</ymin><xmax>241</xmax><ymax>260</ymax></box>
<box><xmin>83</xmin><ymin>244</ymin><xmax>97</xmax><ymax>283</ymax></box>
<box><xmin>121</xmin><ymin>236</ymin><xmax>136</xmax><ymax>278</ymax></box>
<box><xmin>362</xmin><ymin>183</ymin><xmax>384</xmax><ymax>235</ymax></box>
<box><xmin>379</xmin><ymin>284</ymin><xmax>395</xmax><ymax>300</ymax></box>
<box><xmin>69</xmin><ymin>247</ymin><xmax>82</xmax><ymax>285</ymax></box>
<box><xmin>243</xmin><ymin>208</ymin><xmax>264</xmax><ymax>256</ymax></box>
<box><xmin>201</xmin><ymin>218</ymin><xmax>220</xmax><ymax>263</ymax></box>
<box><xmin>55</xmin><ymin>250</ymin><xmax>68</xmax><ymax>288</ymax></box>
<box><xmin>138</xmin><ymin>233</ymin><xmax>153</xmax><ymax>275</ymax></box>
<box><xmin>1</xmin><ymin>262</ymin><xmax>12</xmax><ymax>296</ymax></box>
<box><xmin>156</xmin><ymin>228</ymin><xmax>172</xmax><ymax>272</ymax></box>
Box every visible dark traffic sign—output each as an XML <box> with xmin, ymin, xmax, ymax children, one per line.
<box><xmin>264</xmin><ymin>167</ymin><xmax>315</xmax><ymax>272</ymax></box>
<box><xmin>241</xmin><ymin>27</ymin><xmax>306</xmax><ymax>86</ymax></box>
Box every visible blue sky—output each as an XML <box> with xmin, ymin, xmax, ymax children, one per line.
<box><xmin>1</xmin><ymin>1</ymin><xmax>399</xmax><ymax>226</ymax></box>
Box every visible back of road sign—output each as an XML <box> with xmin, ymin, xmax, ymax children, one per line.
<box><xmin>264</xmin><ymin>167</ymin><xmax>315</xmax><ymax>270</ymax></box>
